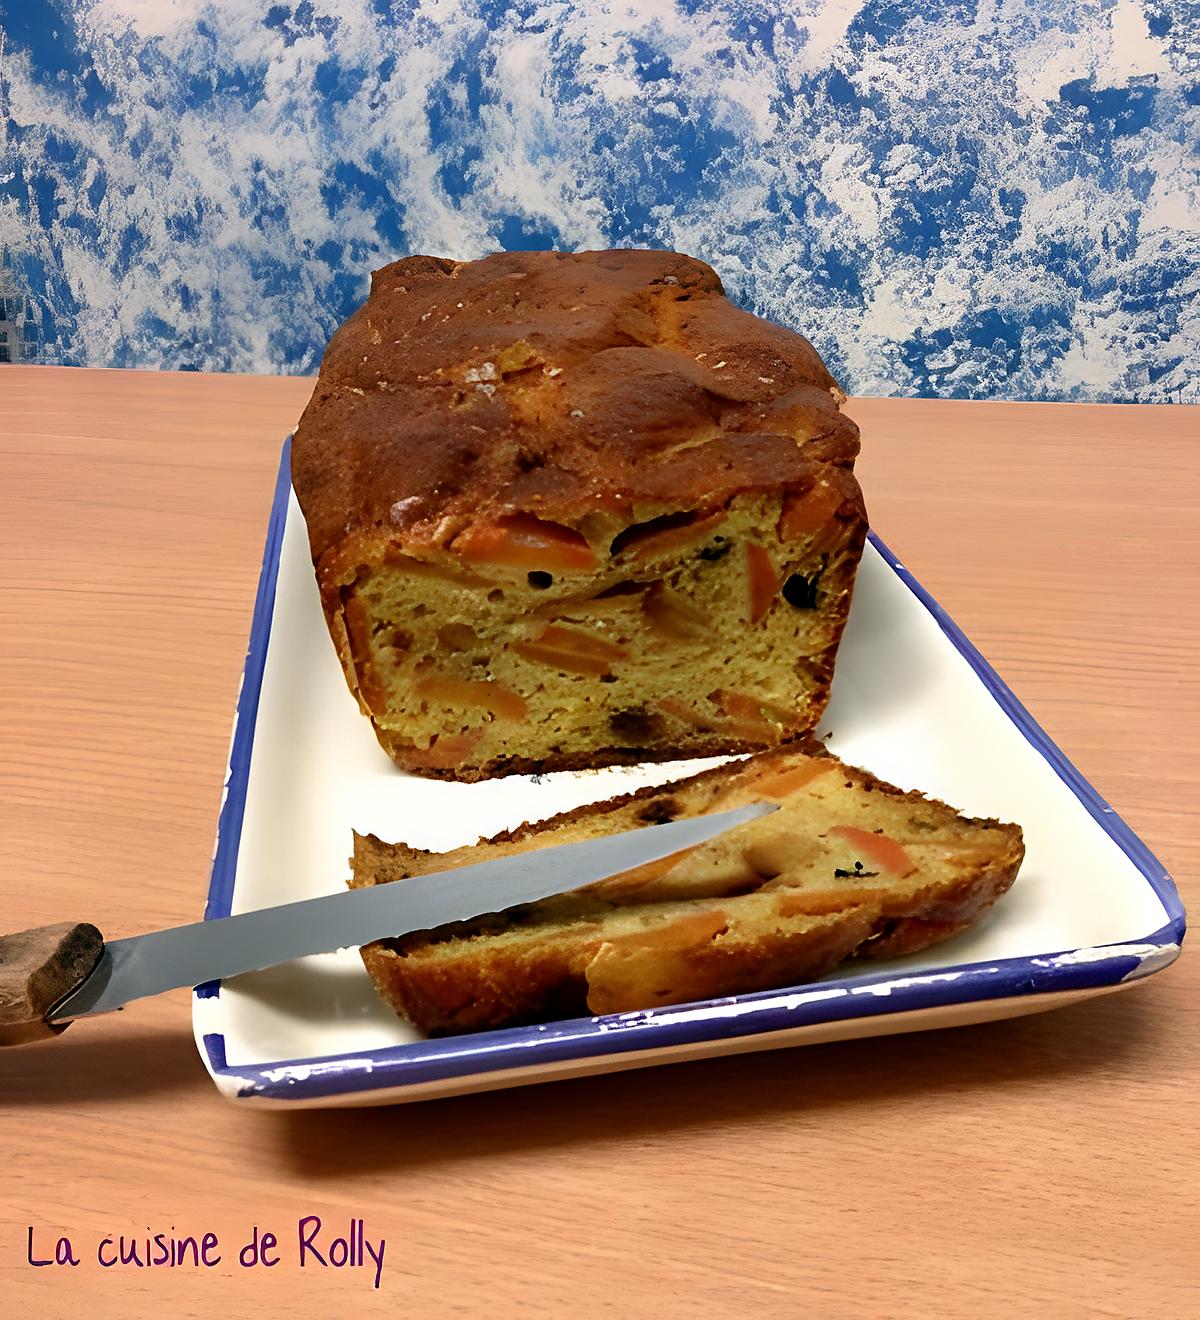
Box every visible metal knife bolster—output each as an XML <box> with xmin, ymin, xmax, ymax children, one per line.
<box><xmin>49</xmin><ymin>801</ymin><xmax>777</xmax><ymax>1022</ymax></box>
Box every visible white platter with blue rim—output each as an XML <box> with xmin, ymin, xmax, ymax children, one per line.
<box><xmin>193</xmin><ymin>441</ymin><xmax>1185</xmax><ymax>1107</ymax></box>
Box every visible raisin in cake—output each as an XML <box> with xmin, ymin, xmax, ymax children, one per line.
<box><xmin>292</xmin><ymin>250</ymin><xmax>866</xmax><ymax>780</ymax></box>
<box><xmin>350</xmin><ymin>740</ymin><xmax>1023</xmax><ymax>1034</ymax></box>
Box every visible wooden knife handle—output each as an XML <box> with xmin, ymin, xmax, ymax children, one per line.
<box><xmin>0</xmin><ymin>923</ymin><xmax>104</xmax><ymax>1045</ymax></box>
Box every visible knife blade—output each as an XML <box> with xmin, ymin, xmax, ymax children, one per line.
<box><xmin>0</xmin><ymin>801</ymin><xmax>775</xmax><ymax>1042</ymax></box>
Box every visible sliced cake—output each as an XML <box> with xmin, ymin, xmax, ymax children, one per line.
<box><xmin>350</xmin><ymin>740</ymin><xmax>1023</xmax><ymax>1033</ymax></box>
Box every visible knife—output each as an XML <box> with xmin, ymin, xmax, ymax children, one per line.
<box><xmin>0</xmin><ymin>802</ymin><xmax>775</xmax><ymax>1045</ymax></box>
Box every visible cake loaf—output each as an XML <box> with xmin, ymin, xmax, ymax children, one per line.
<box><xmin>350</xmin><ymin>741</ymin><xmax>1023</xmax><ymax>1034</ymax></box>
<box><xmin>292</xmin><ymin>249</ymin><xmax>866</xmax><ymax>780</ymax></box>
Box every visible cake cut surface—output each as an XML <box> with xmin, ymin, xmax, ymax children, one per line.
<box><xmin>292</xmin><ymin>249</ymin><xmax>866</xmax><ymax>780</ymax></box>
<box><xmin>350</xmin><ymin>741</ymin><xmax>1024</xmax><ymax>1034</ymax></box>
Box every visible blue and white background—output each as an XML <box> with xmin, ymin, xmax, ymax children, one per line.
<box><xmin>1</xmin><ymin>0</ymin><xmax>1196</xmax><ymax>400</ymax></box>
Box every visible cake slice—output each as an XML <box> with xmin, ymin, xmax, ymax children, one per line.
<box><xmin>291</xmin><ymin>249</ymin><xmax>866</xmax><ymax>781</ymax></box>
<box><xmin>350</xmin><ymin>741</ymin><xmax>1023</xmax><ymax>1034</ymax></box>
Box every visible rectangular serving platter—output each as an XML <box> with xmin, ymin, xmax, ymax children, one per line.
<box><xmin>193</xmin><ymin>441</ymin><xmax>1185</xmax><ymax>1107</ymax></box>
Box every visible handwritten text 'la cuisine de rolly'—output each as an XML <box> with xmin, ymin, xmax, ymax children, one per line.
<box><xmin>27</xmin><ymin>1216</ymin><xmax>385</xmax><ymax>1289</ymax></box>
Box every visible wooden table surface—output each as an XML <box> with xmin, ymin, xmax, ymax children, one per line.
<box><xmin>2</xmin><ymin>366</ymin><xmax>1196</xmax><ymax>1317</ymax></box>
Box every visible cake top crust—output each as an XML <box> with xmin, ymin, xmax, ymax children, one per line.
<box><xmin>291</xmin><ymin>249</ymin><xmax>861</xmax><ymax>580</ymax></box>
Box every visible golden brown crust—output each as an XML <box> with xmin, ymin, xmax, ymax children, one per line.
<box><xmin>290</xmin><ymin>251</ymin><xmax>867</xmax><ymax>781</ymax></box>
<box><xmin>292</xmin><ymin>249</ymin><xmax>859</xmax><ymax>582</ymax></box>
<box><xmin>478</xmin><ymin>736</ymin><xmax>1019</xmax><ymax>847</ymax></box>
<box><xmin>351</xmin><ymin>743</ymin><xmax>1024</xmax><ymax>1033</ymax></box>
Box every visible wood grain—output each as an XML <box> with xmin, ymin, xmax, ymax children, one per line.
<box><xmin>1</xmin><ymin>366</ymin><xmax>1196</xmax><ymax>1317</ymax></box>
<box><xmin>0</xmin><ymin>922</ymin><xmax>104</xmax><ymax>1044</ymax></box>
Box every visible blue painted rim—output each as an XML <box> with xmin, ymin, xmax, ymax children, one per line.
<box><xmin>197</xmin><ymin>443</ymin><xmax>1186</xmax><ymax>1102</ymax></box>
<box><xmin>195</xmin><ymin>438</ymin><xmax>293</xmax><ymax>996</ymax></box>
